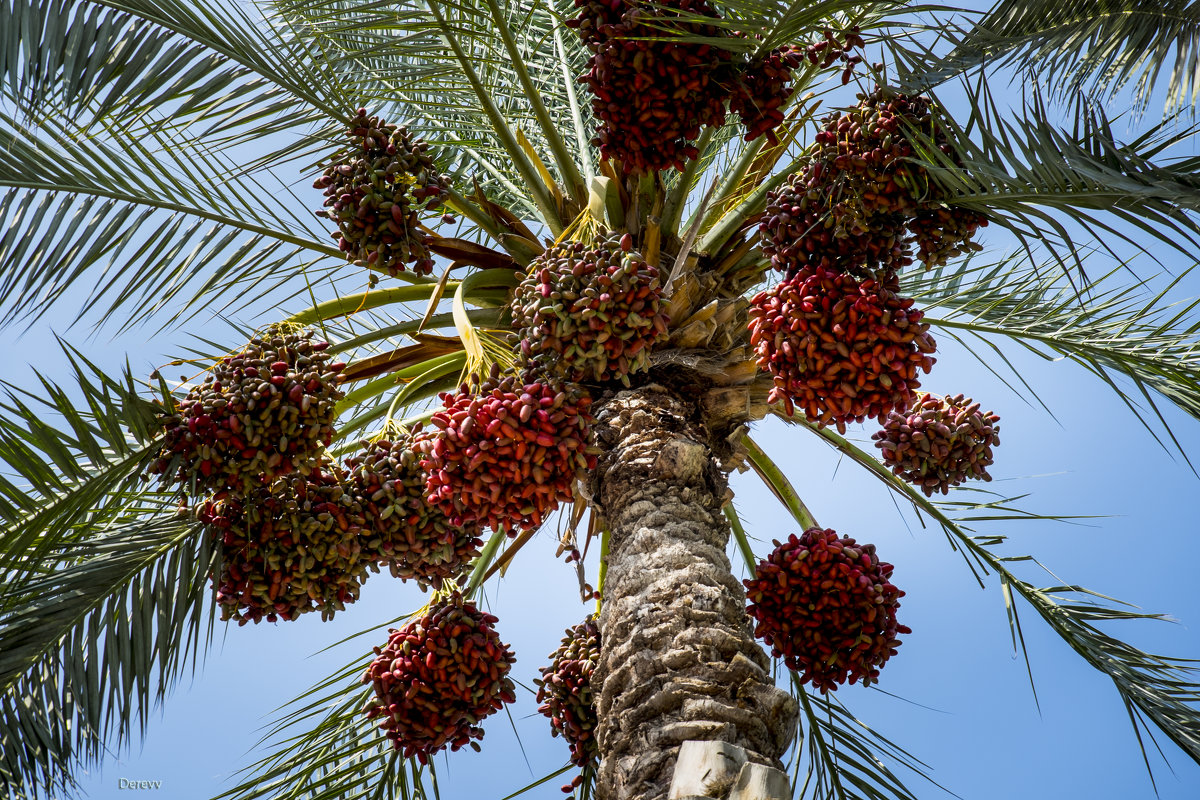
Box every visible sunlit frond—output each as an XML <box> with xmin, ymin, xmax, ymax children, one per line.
<box><xmin>896</xmin><ymin>0</ymin><xmax>1200</xmax><ymax>120</ymax></box>
<box><xmin>908</xmin><ymin>257</ymin><xmax>1200</xmax><ymax>463</ymax></box>
<box><xmin>0</xmin><ymin>347</ymin><xmax>165</xmax><ymax>588</ymax></box>
<box><xmin>0</xmin><ymin>108</ymin><xmax>351</xmax><ymax>330</ymax></box>
<box><xmin>1</xmin><ymin>0</ymin><xmax>355</xmax><ymax>148</ymax></box>
<box><xmin>918</xmin><ymin>85</ymin><xmax>1200</xmax><ymax>278</ymax></box>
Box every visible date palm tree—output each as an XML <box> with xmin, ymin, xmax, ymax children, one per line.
<box><xmin>3</xmin><ymin>1</ymin><xmax>1200</xmax><ymax>799</ymax></box>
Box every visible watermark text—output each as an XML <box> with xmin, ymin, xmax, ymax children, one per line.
<box><xmin>117</xmin><ymin>778</ymin><xmax>162</xmax><ymax>790</ymax></box>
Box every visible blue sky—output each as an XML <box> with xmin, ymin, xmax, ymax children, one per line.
<box><xmin>4</xmin><ymin>3</ymin><xmax>1200</xmax><ymax>799</ymax></box>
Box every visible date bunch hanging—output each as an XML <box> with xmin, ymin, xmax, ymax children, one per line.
<box><xmin>363</xmin><ymin>593</ymin><xmax>517</xmax><ymax>763</ymax></box>
<box><xmin>314</xmin><ymin>109</ymin><xmax>452</xmax><ymax>276</ymax></box>
<box><xmin>511</xmin><ymin>232</ymin><xmax>669</xmax><ymax>386</ymax></box>
<box><xmin>744</xmin><ymin>528</ymin><xmax>910</xmax><ymax>692</ymax></box>
<box><xmin>729</xmin><ymin>44</ymin><xmax>806</xmax><ymax>146</ymax></box>
<box><xmin>748</xmin><ymin>266</ymin><xmax>935</xmax><ymax>430</ymax></box>
<box><xmin>760</xmin><ymin>85</ymin><xmax>986</xmax><ymax>276</ymax></box>
<box><xmin>873</xmin><ymin>392</ymin><xmax>1000</xmax><ymax>495</ymax></box>
<box><xmin>344</xmin><ymin>434</ymin><xmax>483</xmax><ymax>589</ymax></box>
<box><xmin>759</xmin><ymin>165</ymin><xmax>912</xmax><ymax>278</ymax></box>
<box><xmin>730</xmin><ymin>27</ymin><xmax>864</xmax><ymax>145</ymax></box>
<box><xmin>535</xmin><ymin>617</ymin><xmax>602</xmax><ymax>785</ymax></box>
<box><xmin>197</xmin><ymin>466</ymin><xmax>367</xmax><ymax>625</ymax></box>
<box><xmin>415</xmin><ymin>364</ymin><xmax>596</xmax><ymax>534</ymax></box>
<box><xmin>149</xmin><ymin>327</ymin><xmax>343</xmax><ymax>495</ymax></box>
<box><xmin>568</xmin><ymin>0</ymin><xmax>734</xmax><ymax>173</ymax></box>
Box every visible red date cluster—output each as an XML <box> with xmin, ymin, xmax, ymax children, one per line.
<box><xmin>569</xmin><ymin>0</ymin><xmax>734</xmax><ymax>173</ymax></box>
<box><xmin>760</xmin><ymin>86</ymin><xmax>986</xmax><ymax>276</ymax></box>
<box><xmin>363</xmin><ymin>594</ymin><xmax>517</xmax><ymax>763</ymax></box>
<box><xmin>416</xmin><ymin>365</ymin><xmax>596</xmax><ymax>534</ymax></box>
<box><xmin>535</xmin><ymin>617</ymin><xmax>602</xmax><ymax>779</ymax></box>
<box><xmin>749</xmin><ymin>266</ymin><xmax>935</xmax><ymax>430</ymax></box>
<box><xmin>745</xmin><ymin>528</ymin><xmax>910</xmax><ymax>692</ymax></box>
<box><xmin>315</xmin><ymin>108</ymin><xmax>451</xmax><ymax>275</ymax></box>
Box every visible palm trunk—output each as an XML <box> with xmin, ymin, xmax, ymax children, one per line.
<box><xmin>588</xmin><ymin>384</ymin><xmax>798</xmax><ymax>800</ymax></box>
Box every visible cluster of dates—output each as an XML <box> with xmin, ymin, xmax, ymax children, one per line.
<box><xmin>535</xmin><ymin>617</ymin><xmax>602</xmax><ymax>783</ymax></box>
<box><xmin>149</xmin><ymin>329</ymin><xmax>343</xmax><ymax>494</ymax></box>
<box><xmin>745</xmin><ymin>528</ymin><xmax>910</xmax><ymax>691</ymax></box>
<box><xmin>150</xmin><ymin>328</ymin><xmax>369</xmax><ymax>624</ymax></box>
<box><xmin>363</xmin><ymin>594</ymin><xmax>517</xmax><ymax>763</ymax></box>
<box><xmin>569</xmin><ymin>0</ymin><xmax>734</xmax><ymax>172</ymax></box>
<box><xmin>198</xmin><ymin>469</ymin><xmax>366</xmax><ymax>625</ymax></box>
<box><xmin>732</xmin><ymin>27</ymin><xmax>865</xmax><ymax>145</ymax></box>
<box><xmin>511</xmin><ymin>232</ymin><xmax>669</xmax><ymax>385</ymax></box>
<box><xmin>761</xmin><ymin>86</ymin><xmax>987</xmax><ymax>277</ymax></box>
<box><xmin>416</xmin><ymin>365</ymin><xmax>596</xmax><ymax>535</ymax></box>
<box><xmin>749</xmin><ymin>266</ymin><xmax>936</xmax><ymax>431</ymax></box>
<box><xmin>315</xmin><ymin>108</ymin><xmax>452</xmax><ymax>276</ymax></box>
<box><xmin>569</xmin><ymin>1</ymin><xmax>868</xmax><ymax>171</ymax></box>
<box><xmin>874</xmin><ymin>393</ymin><xmax>1001</xmax><ymax>496</ymax></box>
<box><xmin>344</xmin><ymin>435</ymin><xmax>483</xmax><ymax>589</ymax></box>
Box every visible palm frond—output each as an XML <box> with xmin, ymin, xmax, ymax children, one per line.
<box><xmin>908</xmin><ymin>257</ymin><xmax>1200</xmax><ymax>464</ymax></box>
<box><xmin>271</xmin><ymin>0</ymin><xmax>591</xmax><ymax>225</ymax></box>
<box><xmin>0</xmin><ymin>516</ymin><xmax>213</xmax><ymax>800</ymax></box>
<box><xmin>896</xmin><ymin>1</ymin><xmax>1200</xmax><ymax>120</ymax></box>
<box><xmin>920</xmin><ymin>84</ymin><xmax>1200</xmax><ymax>277</ymax></box>
<box><xmin>1</xmin><ymin>0</ymin><xmax>352</xmax><ymax>144</ymax></box>
<box><xmin>742</xmin><ymin>435</ymin><xmax>819</xmax><ymax>529</ymax></box>
<box><xmin>623</xmin><ymin>0</ymin><xmax>894</xmax><ymax>46</ymax></box>
<box><xmin>0</xmin><ymin>108</ymin><xmax>344</xmax><ymax>330</ymax></box>
<box><xmin>792</xmin><ymin>686</ymin><xmax>941</xmax><ymax>800</ymax></box>
<box><xmin>216</xmin><ymin>654</ymin><xmax>427</xmax><ymax>800</ymax></box>
<box><xmin>0</xmin><ymin>345</ymin><xmax>166</xmax><ymax>592</ymax></box>
<box><xmin>547</xmin><ymin>0</ymin><xmax>596</xmax><ymax>187</ymax></box>
<box><xmin>479</xmin><ymin>0</ymin><xmax>588</xmax><ymax>206</ymax></box>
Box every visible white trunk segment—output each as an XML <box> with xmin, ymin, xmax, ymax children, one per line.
<box><xmin>668</xmin><ymin>740</ymin><xmax>790</xmax><ymax>800</ymax></box>
<box><xmin>728</xmin><ymin>762</ymin><xmax>791</xmax><ymax>800</ymax></box>
<box><xmin>668</xmin><ymin>740</ymin><xmax>747</xmax><ymax>798</ymax></box>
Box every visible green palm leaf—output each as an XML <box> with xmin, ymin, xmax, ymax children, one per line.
<box><xmin>907</xmin><ymin>257</ymin><xmax>1200</xmax><ymax>463</ymax></box>
<box><xmin>0</xmin><ymin>346</ymin><xmax>166</xmax><ymax>590</ymax></box>
<box><xmin>916</xmin><ymin>86</ymin><xmax>1200</xmax><ymax>275</ymax></box>
<box><xmin>216</xmin><ymin>655</ymin><xmax>426</xmax><ymax>800</ymax></box>
<box><xmin>0</xmin><ymin>516</ymin><xmax>213</xmax><ymax>800</ymax></box>
<box><xmin>793</xmin><ymin>687</ymin><xmax>940</xmax><ymax>800</ymax></box>
<box><xmin>273</xmin><ymin>0</ymin><xmax>591</xmax><ymax>224</ymax></box>
<box><xmin>1</xmin><ymin>0</ymin><xmax>357</xmax><ymax>166</ymax></box>
<box><xmin>0</xmin><ymin>109</ymin><xmax>344</xmax><ymax>329</ymax></box>
<box><xmin>897</xmin><ymin>1</ymin><xmax>1200</xmax><ymax>119</ymax></box>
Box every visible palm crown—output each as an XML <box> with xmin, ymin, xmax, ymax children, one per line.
<box><xmin>3</xmin><ymin>1</ymin><xmax>1200</xmax><ymax>799</ymax></box>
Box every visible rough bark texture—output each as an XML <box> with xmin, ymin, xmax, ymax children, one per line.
<box><xmin>588</xmin><ymin>384</ymin><xmax>798</xmax><ymax>800</ymax></box>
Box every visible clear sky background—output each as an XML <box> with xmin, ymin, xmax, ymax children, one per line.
<box><xmin>3</xmin><ymin>2</ymin><xmax>1200</xmax><ymax>799</ymax></box>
